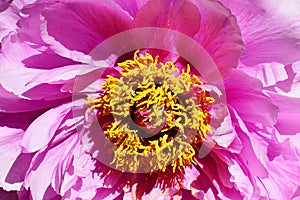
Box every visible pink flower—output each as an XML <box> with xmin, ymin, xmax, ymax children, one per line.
<box><xmin>0</xmin><ymin>0</ymin><xmax>300</xmax><ymax>199</ymax></box>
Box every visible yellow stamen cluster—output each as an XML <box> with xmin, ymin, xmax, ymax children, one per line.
<box><xmin>86</xmin><ymin>50</ymin><xmax>214</xmax><ymax>173</ymax></box>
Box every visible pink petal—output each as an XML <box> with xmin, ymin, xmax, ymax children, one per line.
<box><xmin>0</xmin><ymin>0</ymin><xmax>35</xmax><ymax>40</ymax></box>
<box><xmin>17</xmin><ymin>0</ymin><xmax>52</xmax><ymax>46</ymax></box>
<box><xmin>266</xmin><ymin>91</ymin><xmax>300</xmax><ymax>135</ymax></box>
<box><xmin>24</xmin><ymin>134</ymin><xmax>78</xmax><ymax>200</ymax></box>
<box><xmin>0</xmin><ymin>84</ymin><xmax>69</xmax><ymax>113</ymax></box>
<box><xmin>261</xmin><ymin>155</ymin><xmax>300</xmax><ymax>200</ymax></box>
<box><xmin>220</xmin><ymin>0</ymin><xmax>300</xmax><ymax>66</ymax></box>
<box><xmin>230</xmin><ymin>107</ymin><xmax>300</xmax><ymax>199</ymax></box>
<box><xmin>229</xmin><ymin>108</ymin><xmax>268</xmax><ymax>178</ymax></box>
<box><xmin>0</xmin><ymin>188</ymin><xmax>18</xmax><ymax>200</ymax></box>
<box><xmin>0</xmin><ymin>127</ymin><xmax>23</xmax><ymax>190</ymax></box>
<box><xmin>224</xmin><ymin>69</ymin><xmax>278</xmax><ymax>126</ymax></box>
<box><xmin>192</xmin><ymin>0</ymin><xmax>244</xmax><ymax>75</ymax></box>
<box><xmin>272</xmin><ymin>61</ymin><xmax>300</xmax><ymax>97</ymax></box>
<box><xmin>41</xmin><ymin>0</ymin><xmax>132</xmax><ymax>57</ymax></box>
<box><xmin>0</xmin><ymin>106</ymin><xmax>49</xmax><ymax>130</ymax></box>
<box><xmin>1</xmin><ymin>32</ymin><xmax>76</xmax><ymax>70</ymax></box>
<box><xmin>0</xmin><ymin>34</ymin><xmax>79</xmax><ymax>101</ymax></box>
<box><xmin>238</xmin><ymin>62</ymin><xmax>288</xmax><ymax>87</ymax></box>
<box><xmin>113</xmin><ymin>0</ymin><xmax>147</xmax><ymax>17</ymax></box>
<box><xmin>194</xmin><ymin>154</ymin><xmax>243</xmax><ymax>199</ymax></box>
<box><xmin>20</xmin><ymin>103</ymin><xmax>72</xmax><ymax>153</ymax></box>
<box><xmin>133</xmin><ymin>0</ymin><xmax>201</xmax><ymax>37</ymax></box>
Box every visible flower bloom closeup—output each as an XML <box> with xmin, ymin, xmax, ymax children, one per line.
<box><xmin>0</xmin><ymin>0</ymin><xmax>300</xmax><ymax>199</ymax></box>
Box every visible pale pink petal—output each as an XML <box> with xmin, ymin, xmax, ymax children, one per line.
<box><xmin>24</xmin><ymin>134</ymin><xmax>78</xmax><ymax>200</ymax></box>
<box><xmin>238</xmin><ymin>62</ymin><xmax>288</xmax><ymax>87</ymax></box>
<box><xmin>0</xmin><ymin>84</ymin><xmax>69</xmax><ymax>113</ymax></box>
<box><xmin>212</xmin><ymin>113</ymin><xmax>236</xmax><ymax>149</ymax></box>
<box><xmin>0</xmin><ymin>4</ymin><xmax>17</xmax><ymax>42</ymax></box>
<box><xmin>229</xmin><ymin>108</ymin><xmax>268</xmax><ymax>178</ymax></box>
<box><xmin>1</xmin><ymin>32</ymin><xmax>76</xmax><ymax>69</ymax></box>
<box><xmin>0</xmin><ymin>34</ymin><xmax>80</xmax><ymax>101</ymax></box>
<box><xmin>261</xmin><ymin>155</ymin><xmax>300</xmax><ymax>200</ymax></box>
<box><xmin>224</xmin><ymin>69</ymin><xmax>278</xmax><ymax>126</ymax></box>
<box><xmin>220</xmin><ymin>0</ymin><xmax>300</xmax><ymax>66</ymax></box>
<box><xmin>62</xmin><ymin>146</ymin><xmax>106</xmax><ymax>199</ymax></box>
<box><xmin>0</xmin><ymin>127</ymin><xmax>23</xmax><ymax>190</ymax></box>
<box><xmin>0</xmin><ymin>0</ymin><xmax>36</xmax><ymax>41</ymax></box>
<box><xmin>231</xmin><ymin>107</ymin><xmax>300</xmax><ymax>199</ymax></box>
<box><xmin>266</xmin><ymin>91</ymin><xmax>300</xmax><ymax>135</ymax></box>
<box><xmin>20</xmin><ymin>103</ymin><xmax>72</xmax><ymax>153</ymax></box>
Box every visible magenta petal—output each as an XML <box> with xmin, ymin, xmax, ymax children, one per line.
<box><xmin>20</xmin><ymin>103</ymin><xmax>71</xmax><ymax>153</ymax></box>
<box><xmin>225</xmin><ymin>69</ymin><xmax>278</xmax><ymax>126</ymax></box>
<box><xmin>113</xmin><ymin>0</ymin><xmax>147</xmax><ymax>17</ymax></box>
<box><xmin>133</xmin><ymin>0</ymin><xmax>201</xmax><ymax>37</ymax></box>
<box><xmin>0</xmin><ymin>127</ymin><xmax>23</xmax><ymax>190</ymax></box>
<box><xmin>0</xmin><ymin>0</ymin><xmax>12</xmax><ymax>12</ymax></box>
<box><xmin>0</xmin><ymin>188</ymin><xmax>18</xmax><ymax>200</ymax></box>
<box><xmin>42</xmin><ymin>0</ymin><xmax>131</xmax><ymax>55</ymax></box>
<box><xmin>192</xmin><ymin>0</ymin><xmax>244</xmax><ymax>75</ymax></box>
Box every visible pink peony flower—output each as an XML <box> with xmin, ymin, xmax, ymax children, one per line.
<box><xmin>0</xmin><ymin>0</ymin><xmax>300</xmax><ymax>199</ymax></box>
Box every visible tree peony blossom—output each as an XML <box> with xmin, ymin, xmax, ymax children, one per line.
<box><xmin>0</xmin><ymin>0</ymin><xmax>300</xmax><ymax>199</ymax></box>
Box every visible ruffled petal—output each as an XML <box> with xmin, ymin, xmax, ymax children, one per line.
<box><xmin>220</xmin><ymin>0</ymin><xmax>300</xmax><ymax>66</ymax></box>
<box><xmin>238</xmin><ymin>62</ymin><xmax>288</xmax><ymax>87</ymax></box>
<box><xmin>0</xmin><ymin>84</ymin><xmax>69</xmax><ymax>113</ymax></box>
<box><xmin>20</xmin><ymin>103</ymin><xmax>72</xmax><ymax>153</ymax></box>
<box><xmin>0</xmin><ymin>33</ymin><xmax>80</xmax><ymax>101</ymax></box>
<box><xmin>0</xmin><ymin>0</ymin><xmax>35</xmax><ymax>41</ymax></box>
<box><xmin>224</xmin><ymin>69</ymin><xmax>278</xmax><ymax>126</ymax></box>
<box><xmin>267</xmin><ymin>92</ymin><xmax>300</xmax><ymax>135</ymax></box>
<box><xmin>191</xmin><ymin>0</ymin><xmax>244</xmax><ymax>75</ymax></box>
<box><xmin>0</xmin><ymin>127</ymin><xmax>24</xmax><ymax>190</ymax></box>
<box><xmin>24</xmin><ymin>133</ymin><xmax>78</xmax><ymax>200</ymax></box>
<box><xmin>41</xmin><ymin>0</ymin><xmax>132</xmax><ymax>58</ymax></box>
<box><xmin>230</xmin><ymin>107</ymin><xmax>300</xmax><ymax>199</ymax></box>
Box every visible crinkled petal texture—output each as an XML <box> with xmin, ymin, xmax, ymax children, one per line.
<box><xmin>133</xmin><ymin>0</ymin><xmax>244</xmax><ymax>75</ymax></box>
<box><xmin>219</xmin><ymin>0</ymin><xmax>300</xmax><ymax>66</ymax></box>
<box><xmin>0</xmin><ymin>0</ymin><xmax>300</xmax><ymax>200</ymax></box>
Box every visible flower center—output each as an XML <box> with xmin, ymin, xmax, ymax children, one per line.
<box><xmin>86</xmin><ymin>50</ymin><xmax>214</xmax><ymax>173</ymax></box>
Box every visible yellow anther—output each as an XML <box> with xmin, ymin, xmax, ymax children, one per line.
<box><xmin>86</xmin><ymin>50</ymin><xmax>214</xmax><ymax>173</ymax></box>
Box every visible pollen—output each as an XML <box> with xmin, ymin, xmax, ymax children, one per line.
<box><xmin>86</xmin><ymin>50</ymin><xmax>214</xmax><ymax>173</ymax></box>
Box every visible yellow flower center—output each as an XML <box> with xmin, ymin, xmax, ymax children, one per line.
<box><xmin>86</xmin><ymin>50</ymin><xmax>214</xmax><ymax>173</ymax></box>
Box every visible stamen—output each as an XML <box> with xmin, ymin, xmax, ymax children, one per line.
<box><xmin>87</xmin><ymin>50</ymin><xmax>214</xmax><ymax>173</ymax></box>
